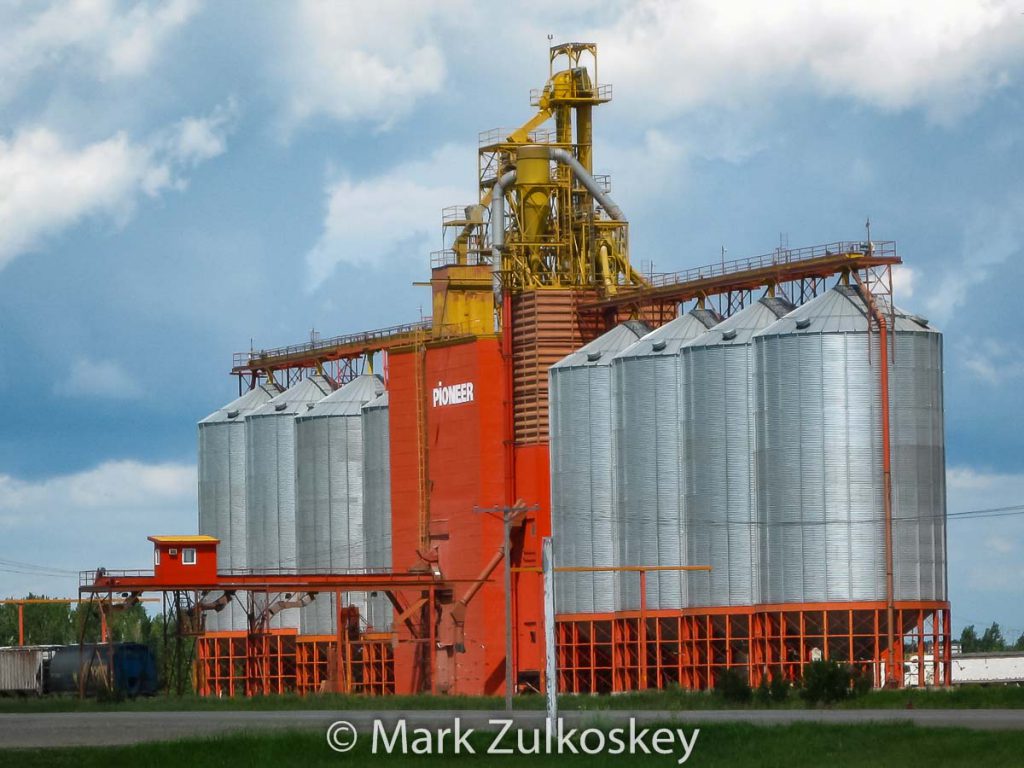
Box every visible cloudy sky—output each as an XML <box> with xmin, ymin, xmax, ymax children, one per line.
<box><xmin>1</xmin><ymin>1</ymin><xmax>1022</xmax><ymax>639</ymax></box>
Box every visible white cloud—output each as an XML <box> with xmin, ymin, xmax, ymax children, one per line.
<box><xmin>53</xmin><ymin>356</ymin><xmax>143</xmax><ymax>399</ymax></box>
<box><xmin>0</xmin><ymin>101</ymin><xmax>237</xmax><ymax>269</ymax></box>
<box><xmin>958</xmin><ymin>339</ymin><xmax>1024</xmax><ymax>386</ymax></box>
<box><xmin>277</xmin><ymin>0</ymin><xmax>457</xmax><ymax>129</ymax></box>
<box><xmin>0</xmin><ymin>0</ymin><xmax>201</xmax><ymax>102</ymax></box>
<box><xmin>892</xmin><ymin>265</ymin><xmax>916</xmax><ymax>303</ymax></box>
<box><xmin>596</xmin><ymin>0</ymin><xmax>1024</xmax><ymax>123</ymax></box>
<box><xmin>305</xmin><ymin>144</ymin><xmax>473</xmax><ymax>288</ymax></box>
<box><xmin>0</xmin><ymin>460</ymin><xmax>197</xmax><ymax>598</ymax></box>
<box><xmin>923</xmin><ymin>196</ymin><xmax>1024</xmax><ymax>325</ymax></box>
<box><xmin>168</xmin><ymin>98</ymin><xmax>239</xmax><ymax>165</ymax></box>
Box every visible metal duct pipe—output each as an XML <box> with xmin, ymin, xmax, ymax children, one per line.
<box><xmin>547</xmin><ymin>147</ymin><xmax>625</xmax><ymax>221</ymax></box>
<box><xmin>490</xmin><ymin>169</ymin><xmax>516</xmax><ymax>303</ymax></box>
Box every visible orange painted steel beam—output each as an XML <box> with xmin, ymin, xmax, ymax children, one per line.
<box><xmin>512</xmin><ymin>565</ymin><xmax>711</xmax><ymax>573</ymax></box>
<box><xmin>577</xmin><ymin>242</ymin><xmax>900</xmax><ymax>312</ymax></box>
<box><xmin>0</xmin><ymin>598</ymin><xmax>158</xmax><ymax>603</ymax></box>
<box><xmin>80</xmin><ymin>571</ymin><xmax>470</xmax><ymax>593</ymax></box>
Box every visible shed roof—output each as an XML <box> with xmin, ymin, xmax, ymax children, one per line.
<box><xmin>148</xmin><ymin>535</ymin><xmax>219</xmax><ymax>544</ymax></box>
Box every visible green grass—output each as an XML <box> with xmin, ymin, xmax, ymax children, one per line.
<box><xmin>3</xmin><ymin>722</ymin><xmax>1023</xmax><ymax>766</ymax></box>
<box><xmin>1</xmin><ymin>684</ymin><xmax>1022</xmax><ymax>713</ymax></box>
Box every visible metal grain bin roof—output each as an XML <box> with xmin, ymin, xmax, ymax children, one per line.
<box><xmin>199</xmin><ymin>381</ymin><xmax>283</xmax><ymax>424</ymax></box>
<box><xmin>683</xmin><ymin>296</ymin><xmax>795</xmax><ymax>348</ymax></box>
<box><xmin>300</xmin><ymin>374</ymin><xmax>384</xmax><ymax>418</ymax></box>
<box><xmin>250</xmin><ymin>373</ymin><xmax>335</xmax><ymax>418</ymax></box>
<box><xmin>755</xmin><ymin>284</ymin><xmax>939</xmax><ymax>337</ymax></box>
<box><xmin>614</xmin><ymin>307</ymin><xmax>721</xmax><ymax>361</ymax></box>
<box><xmin>550</xmin><ymin>320</ymin><xmax>649</xmax><ymax>369</ymax></box>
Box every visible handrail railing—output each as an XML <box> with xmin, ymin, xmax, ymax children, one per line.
<box><xmin>79</xmin><ymin>569</ymin><xmax>151</xmax><ymax>586</ymax></box>
<box><xmin>639</xmin><ymin>241</ymin><xmax>896</xmax><ymax>290</ymax></box>
<box><xmin>233</xmin><ymin>319</ymin><xmax>432</xmax><ymax>370</ymax></box>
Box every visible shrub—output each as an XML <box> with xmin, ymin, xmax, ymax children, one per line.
<box><xmin>800</xmin><ymin>659</ymin><xmax>857</xmax><ymax>705</ymax></box>
<box><xmin>754</xmin><ymin>675</ymin><xmax>772</xmax><ymax>705</ymax></box>
<box><xmin>769</xmin><ymin>670</ymin><xmax>791</xmax><ymax>703</ymax></box>
<box><xmin>752</xmin><ymin>669</ymin><xmax>791</xmax><ymax>705</ymax></box>
<box><xmin>852</xmin><ymin>665</ymin><xmax>873</xmax><ymax>697</ymax></box>
<box><xmin>714</xmin><ymin>668</ymin><xmax>752</xmax><ymax>704</ymax></box>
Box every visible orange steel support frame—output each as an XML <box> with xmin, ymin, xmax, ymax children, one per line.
<box><xmin>557</xmin><ymin>602</ymin><xmax>951</xmax><ymax>694</ymax></box>
<box><xmin>196</xmin><ymin>632</ymin><xmax>395</xmax><ymax>697</ymax></box>
<box><xmin>80</xmin><ymin>569</ymin><xmax>445</xmax><ymax>697</ymax></box>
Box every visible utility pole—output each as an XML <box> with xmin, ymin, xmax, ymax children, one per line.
<box><xmin>474</xmin><ymin>501</ymin><xmax>538</xmax><ymax>712</ymax></box>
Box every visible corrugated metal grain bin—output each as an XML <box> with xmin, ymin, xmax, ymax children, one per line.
<box><xmin>362</xmin><ymin>392</ymin><xmax>393</xmax><ymax>631</ymax></box>
<box><xmin>754</xmin><ymin>285</ymin><xmax>946</xmax><ymax>604</ymax></box>
<box><xmin>612</xmin><ymin>306</ymin><xmax>721</xmax><ymax>610</ymax></box>
<box><xmin>198</xmin><ymin>381</ymin><xmax>282</xmax><ymax>631</ymax></box>
<box><xmin>680</xmin><ymin>297</ymin><xmax>793</xmax><ymax>608</ymax></box>
<box><xmin>246</xmin><ymin>374</ymin><xmax>334</xmax><ymax>629</ymax></box>
<box><xmin>295</xmin><ymin>374</ymin><xmax>385</xmax><ymax>634</ymax></box>
<box><xmin>550</xmin><ymin>321</ymin><xmax>649</xmax><ymax>615</ymax></box>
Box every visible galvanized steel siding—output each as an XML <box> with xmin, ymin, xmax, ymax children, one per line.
<box><xmin>198</xmin><ymin>384</ymin><xmax>280</xmax><ymax>631</ymax></box>
<box><xmin>755</xmin><ymin>330</ymin><xmax>886</xmax><ymax>603</ymax></box>
<box><xmin>890</xmin><ymin>331</ymin><xmax>947</xmax><ymax>601</ymax></box>
<box><xmin>362</xmin><ymin>393</ymin><xmax>393</xmax><ymax>631</ymax></box>
<box><xmin>550</xmin><ymin>322</ymin><xmax>647</xmax><ymax>615</ymax></box>
<box><xmin>613</xmin><ymin>311</ymin><xmax>719</xmax><ymax>611</ymax></box>
<box><xmin>245</xmin><ymin>376</ymin><xmax>332</xmax><ymax>629</ymax></box>
<box><xmin>294</xmin><ymin>376</ymin><xmax>382</xmax><ymax>634</ymax></box>
<box><xmin>680</xmin><ymin>300</ymin><xmax>789</xmax><ymax>608</ymax></box>
<box><xmin>755</xmin><ymin>287</ymin><xmax>947</xmax><ymax>606</ymax></box>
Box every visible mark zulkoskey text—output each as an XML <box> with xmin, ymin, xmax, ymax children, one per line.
<box><xmin>329</xmin><ymin>717</ymin><xmax>701</xmax><ymax>763</ymax></box>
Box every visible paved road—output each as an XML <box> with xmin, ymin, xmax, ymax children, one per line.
<box><xmin>2</xmin><ymin>708</ymin><xmax>1024</xmax><ymax>748</ymax></box>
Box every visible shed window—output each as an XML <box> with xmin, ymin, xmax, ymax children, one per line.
<box><xmin>182</xmin><ymin>548</ymin><xmax>197</xmax><ymax>566</ymax></box>
<box><xmin>154</xmin><ymin>549</ymin><xmax>160</xmax><ymax>566</ymax></box>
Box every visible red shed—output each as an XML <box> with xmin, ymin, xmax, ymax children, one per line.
<box><xmin>149</xmin><ymin>535</ymin><xmax>219</xmax><ymax>586</ymax></box>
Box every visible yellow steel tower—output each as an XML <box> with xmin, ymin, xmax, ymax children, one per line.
<box><xmin>432</xmin><ymin>42</ymin><xmax>645</xmax><ymax>317</ymax></box>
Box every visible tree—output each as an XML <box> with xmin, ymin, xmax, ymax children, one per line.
<box><xmin>960</xmin><ymin>622</ymin><xmax>1010</xmax><ymax>653</ymax></box>
<box><xmin>1014</xmin><ymin>632</ymin><xmax>1024</xmax><ymax>651</ymax></box>
<box><xmin>959</xmin><ymin>625</ymin><xmax>979</xmax><ymax>653</ymax></box>
<box><xmin>980</xmin><ymin>622</ymin><xmax>1007</xmax><ymax>652</ymax></box>
<box><xmin>0</xmin><ymin>595</ymin><xmax>75</xmax><ymax>645</ymax></box>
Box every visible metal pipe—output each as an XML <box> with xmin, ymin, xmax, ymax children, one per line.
<box><xmin>490</xmin><ymin>148</ymin><xmax>627</xmax><ymax>302</ymax></box>
<box><xmin>853</xmin><ymin>273</ymin><xmax>897</xmax><ymax>686</ymax></box>
<box><xmin>490</xmin><ymin>170</ymin><xmax>517</xmax><ymax>302</ymax></box>
<box><xmin>547</xmin><ymin>147</ymin><xmax>625</xmax><ymax>220</ymax></box>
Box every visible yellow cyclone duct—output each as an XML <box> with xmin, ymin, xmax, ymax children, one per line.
<box><xmin>516</xmin><ymin>145</ymin><xmax>551</xmax><ymax>246</ymax></box>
